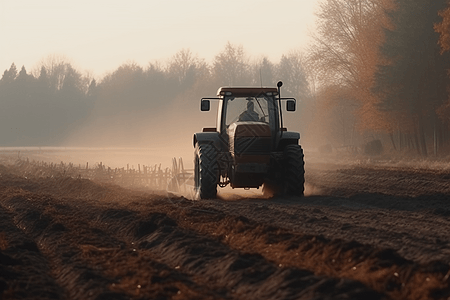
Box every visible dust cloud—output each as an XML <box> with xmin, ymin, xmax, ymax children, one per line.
<box><xmin>217</xmin><ymin>187</ymin><xmax>266</xmax><ymax>201</ymax></box>
<box><xmin>61</xmin><ymin>97</ymin><xmax>216</xmax><ymax>170</ymax></box>
<box><xmin>304</xmin><ymin>182</ymin><xmax>322</xmax><ymax>196</ymax></box>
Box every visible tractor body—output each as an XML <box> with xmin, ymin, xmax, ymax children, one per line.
<box><xmin>193</xmin><ymin>82</ymin><xmax>304</xmax><ymax>199</ymax></box>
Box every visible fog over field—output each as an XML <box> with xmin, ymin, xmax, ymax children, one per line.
<box><xmin>0</xmin><ymin>1</ymin><xmax>319</xmax><ymax>166</ymax></box>
<box><xmin>2</xmin><ymin>0</ymin><xmax>450</xmax><ymax>168</ymax></box>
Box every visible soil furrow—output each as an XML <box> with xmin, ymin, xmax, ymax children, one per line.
<box><xmin>151</xmin><ymin>198</ymin><xmax>450</xmax><ymax>300</ymax></box>
<box><xmin>2</xmin><ymin>159</ymin><xmax>450</xmax><ymax>300</ymax></box>
<box><xmin>0</xmin><ymin>196</ymin><xmax>66</xmax><ymax>300</ymax></box>
<box><xmin>59</xmin><ymin>198</ymin><xmax>383</xmax><ymax>299</ymax></box>
<box><xmin>1</xmin><ymin>190</ymin><xmax>229</xmax><ymax>300</ymax></box>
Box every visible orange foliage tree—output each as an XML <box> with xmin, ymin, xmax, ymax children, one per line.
<box><xmin>435</xmin><ymin>3</ymin><xmax>450</xmax><ymax>130</ymax></box>
<box><xmin>309</xmin><ymin>0</ymin><xmax>395</xmax><ymax>138</ymax></box>
<box><xmin>435</xmin><ymin>4</ymin><xmax>450</xmax><ymax>53</ymax></box>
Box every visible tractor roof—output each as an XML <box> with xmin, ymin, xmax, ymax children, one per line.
<box><xmin>217</xmin><ymin>87</ymin><xmax>278</xmax><ymax>97</ymax></box>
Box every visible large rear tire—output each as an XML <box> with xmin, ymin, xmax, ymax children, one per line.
<box><xmin>194</xmin><ymin>143</ymin><xmax>218</xmax><ymax>199</ymax></box>
<box><xmin>283</xmin><ymin>144</ymin><xmax>305</xmax><ymax>196</ymax></box>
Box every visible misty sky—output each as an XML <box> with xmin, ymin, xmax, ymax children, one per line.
<box><xmin>1</xmin><ymin>0</ymin><xmax>319</xmax><ymax>77</ymax></box>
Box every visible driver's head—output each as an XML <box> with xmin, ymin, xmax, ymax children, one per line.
<box><xmin>247</xmin><ymin>101</ymin><xmax>254</xmax><ymax>111</ymax></box>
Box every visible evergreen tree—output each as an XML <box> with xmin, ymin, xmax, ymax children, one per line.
<box><xmin>1</xmin><ymin>63</ymin><xmax>18</xmax><ymax>85</ymax></box>
<box><xmin>277</xmin><ymin>52</ymin><xmax>310</xmax><ymax>99</ymax></box>
<box><xmin>253</xmin><ymin>56</ymin><xmax>276</xmax><ymax>87</ymax></box>
<box><xmin>374</xmin><ymin>0</ymin><xmax>450</xmax><ymax>155</ymax></box>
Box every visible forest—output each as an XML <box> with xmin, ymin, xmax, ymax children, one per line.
<box><xmin>2</xmin><ymin>0</ymin><xmax>450</xmax><ymax>157</ymax></box>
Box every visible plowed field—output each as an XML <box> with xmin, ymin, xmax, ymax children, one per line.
<box><xmin>1</xmin><ymin>155</ymin><xmax>450</xmax><ymax>300</ymax></box>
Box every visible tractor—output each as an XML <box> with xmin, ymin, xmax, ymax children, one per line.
<box><xmin>193</xmin><ymin>81</ymin><xmax>304</xmax><ymax>199</ymax></box>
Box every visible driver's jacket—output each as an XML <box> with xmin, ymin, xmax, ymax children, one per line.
<box><xmin>238</xmin><ymin>110</ymin><xmax>259</xmax><ymax>121</ymax></box>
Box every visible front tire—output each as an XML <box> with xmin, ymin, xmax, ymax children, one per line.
<box><xmin>194</xmin><ymin>143</ymin><xmax>218</xmax><ymax>199</ymax></box>
<box><xmin>283</xmin><ymin>144</ymin><xmax>305</xmax><ymax>196</ymax></box>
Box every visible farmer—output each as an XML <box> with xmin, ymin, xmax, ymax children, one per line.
<box><xmin>239</xmin><ymin>101</ymin><xmax>259</xmax><ymax>121</ymax></box>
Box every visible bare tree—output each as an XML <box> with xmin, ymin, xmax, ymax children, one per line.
<box><xmin>310</xmin><ymin>0</ymin><xmax>393</xmax><ymax>87</ymax></box>
<box><xmin>212</xmin><ymin>42</ymin><xmax>251</xmax><ymax>86</ymax></box>
<box><xmin>167</xmin><ymin>48</ymin><xmax>208</xmax><ymax>84</ymax></box>
<box><xmin>33</xmin><ymin>54</ymin><xmax>90</xmax><ymax>93</ymax></box>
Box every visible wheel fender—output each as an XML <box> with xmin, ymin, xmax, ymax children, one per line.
<box><xmin>277</xmin><ymin>131</ymin><xmax>300</xmax><ymax>150</ymax></box>
<box><xmin>193</xmin><ymin>132</ymin><xmax>220</xmax><ymax>147</ymax></box>
<box><xmin>279</xmin><ymin>131</ymin><xmax>300</xmax><ymax>141</ymax></box>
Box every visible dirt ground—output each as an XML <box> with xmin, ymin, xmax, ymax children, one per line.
<box><xmin>1</xmin><ymin>152</ymin><xmax>450</xmax><ymax>300</ymax></box>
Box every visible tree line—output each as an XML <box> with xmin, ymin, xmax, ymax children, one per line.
<box><xmin>0</xmin><ymin>44</ymin><xmax>311</xmax><ymax>146</ymax></box>
<box><xmin>3</xmin><ymin>0</ymin><xmax>450</xmax><ymax>157</ymax></box>
<box><xmin>0</xmin><ymin>57</ymin><xmax>94</xmax><ymax>146</ymax></box>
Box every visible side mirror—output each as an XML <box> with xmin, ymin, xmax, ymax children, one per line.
<box><xmin>286</xmin><ymin>100</ymin><xmax>296</xmax><ymax>111</ymax></box>
<box><xmin>200</xmin><ymin>99</ymin><xmax>210</xmax><ymax>111</ymax></box>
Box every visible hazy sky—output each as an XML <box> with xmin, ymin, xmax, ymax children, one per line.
<box><xmin>1</xmin><ymin>0</ymin><xmax>320</xmax><ymax>77</ymax></box>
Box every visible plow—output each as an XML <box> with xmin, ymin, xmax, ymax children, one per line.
<box><xmin>167</xmin><ymin>157</ymin><xmax>195</xmax><ymax>197</ymax></box>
